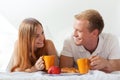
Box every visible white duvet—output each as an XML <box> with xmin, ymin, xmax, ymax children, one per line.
<box><xmin>0</xmin><ymin>70</ymin><xmax>120</xmax><ymax>80</ymax></box>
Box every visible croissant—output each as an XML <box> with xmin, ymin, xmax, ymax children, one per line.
<box><xmin>61</xmin><ymin>67</ymin><xmax>79</xmax><ymax>73</ymax></box>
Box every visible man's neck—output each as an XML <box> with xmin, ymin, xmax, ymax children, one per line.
<box><xmin>85</xmin><ymin>38</ymin><xmax>99</xmax><ymax>54</ymax></box>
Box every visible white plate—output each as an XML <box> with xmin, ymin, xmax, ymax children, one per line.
<box><xmin>43</xmin><ymin>73</ymin><xmax>80</xmax><ymax>76</ymax></box>
<box><xmin>60</xmin><ymin>73</ymin><xmax>80</xmax><ymax>76</ymax></box>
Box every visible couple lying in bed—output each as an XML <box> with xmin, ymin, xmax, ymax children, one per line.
<box><xmin>7</xmin><ymin>9</ymin><xmax>120</xmax><ymax>73</ymax></box>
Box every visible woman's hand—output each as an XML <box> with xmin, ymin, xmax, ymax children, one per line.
<box><xmin>14</xmin><ymin>68</ymin><xmax>23</xmax><ymax>72</ymax></box>
<box><xmin>34</xmin><ymin>56</ymin><xmax>45</xmax><ymax>71</ymax></box>
<box><xmin>24</xmin><ymin>56</ymin><xmax>45</xmax><ymax>72</ymax></box>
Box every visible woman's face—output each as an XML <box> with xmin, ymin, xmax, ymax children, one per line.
<box><xmin>34</xmin><ymin>25</ymin><xmax>45</xmax><ymax>50</ymax></box>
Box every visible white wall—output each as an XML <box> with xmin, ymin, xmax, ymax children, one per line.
<box><xmin>0</xmin><ymin>14</ymin><xmax>17</xmax><ymax>72</ymax></box>
<box><xmin>0</xmin><ymin>0</ymin><xmax>120</xmax><ymax>71</ymax></box>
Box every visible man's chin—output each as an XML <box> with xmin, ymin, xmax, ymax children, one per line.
<box><xmin>74</xmin><ymin>42</ymin><xmax>81</xmax><ymax>46</ymax></box>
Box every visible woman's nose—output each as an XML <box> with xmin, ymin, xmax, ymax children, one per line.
<box><xmin>38</xmin><ymin>35</ymin><xmax>44</xmax><ymax>41</ymax></box>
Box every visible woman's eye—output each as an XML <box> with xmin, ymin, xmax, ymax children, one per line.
<box><xmin>42</xmin><ymin>31</ymin><xmax>44</xmax><ymax>34</ymax></box>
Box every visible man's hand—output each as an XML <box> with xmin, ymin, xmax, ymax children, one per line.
<box><xmin>89</xmin><ymin>55</ymin><xmax>109</xmax><ymax>70</ymax></box>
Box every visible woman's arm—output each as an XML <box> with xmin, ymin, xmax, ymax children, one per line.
<box><xmin>24</xmin><ymin>66</ymin><xmax>37</xmax><ymax>72</ymax></box>
<box><xmin>25</xmin><ymin>56</ymin><xmax>45</xmax><ymax>72</ymax></box>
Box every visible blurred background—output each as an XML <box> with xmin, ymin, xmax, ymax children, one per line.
<box><xmin>0</xmin><ymin>0</ymin><xmax>120</xmax><ymax>72</ymax></box>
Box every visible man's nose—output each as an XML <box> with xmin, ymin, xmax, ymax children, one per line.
<box><xmin>73</xmin><ymin>30</ymin><xmax>77</xmax><ymax>37</ymax></box>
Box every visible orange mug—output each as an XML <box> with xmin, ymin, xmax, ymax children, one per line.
<box><xmin>77</xmin><ymin>58</ymin><xmax>89</xmax><ymax>74</ymax></box>
<box><xmin>43</xmin><ymin>55</ymin><xmax>55</xmax><ymax>70</ymax></box>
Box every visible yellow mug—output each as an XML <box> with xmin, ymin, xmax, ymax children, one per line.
<box><xmin>77</xmin><ymin>58</ymin><xmax>89</xmax><ymax>74</ymax></box>
<box><xmin>43</xmin><ymin>55</ymin><xmax>55</xmax><ymax>70</ymax></box>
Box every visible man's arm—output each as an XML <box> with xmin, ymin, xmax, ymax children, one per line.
<box><xmin>60</xmin><ymin>55</ymin><xmax>74</xmax><ymax>68</ymax></box>
<box><xmin>104</xmin><ymin>59</ymin><xmax>120</xmax><ymax>72</ymax></box>
<box><xmin>90</xmin><ymin>55</ymin><xmax>120</xmax><ymax>72</ymax></box>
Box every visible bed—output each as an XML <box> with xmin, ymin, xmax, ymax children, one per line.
<box><xmin>0</xmin><ymin>70</ymin><xmax>120</xmax><ymax>80</ymax></box>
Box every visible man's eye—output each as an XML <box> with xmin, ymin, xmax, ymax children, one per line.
<box><xmin>78</xmin><ymin>30</ymin><xmax>82</xmax><ymax>33</ymax></box>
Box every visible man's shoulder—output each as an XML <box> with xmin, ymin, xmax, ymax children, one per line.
<box><xmin>64</xmin><ymin>35</ymin><xmax>74</xmax><ymax>43</ymax></box>
<box><xmin>100</xmin><ymin>33</ymin><xmax>118</xmax><ymax>44</ymax></box>
<box><xmin>100</xmin><ymin>33</ymin><xmax>116</xmax><ymax>40</ymax></box>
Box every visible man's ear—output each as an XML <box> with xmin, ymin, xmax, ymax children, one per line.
<box><xmin>92</xmin><ymin>29</ymin><xmax>99</xmax><ymax>37</ymax></box>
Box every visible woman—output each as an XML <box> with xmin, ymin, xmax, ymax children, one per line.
<box><xmin>8</xmin><ymin>18</ymin><xmax>58</xmax><ymax>72</ymax></box>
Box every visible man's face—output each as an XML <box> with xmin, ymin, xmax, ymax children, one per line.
<box><xmin>73</xmin><ymin>19</ymin><xmax>93</xmax><ymax>46</ymax></box>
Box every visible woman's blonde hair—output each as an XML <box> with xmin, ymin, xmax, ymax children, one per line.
<box><xmin>11</xmin><ymin>18</ymin><xmax>47</xmax><ymax>71</ymax></box>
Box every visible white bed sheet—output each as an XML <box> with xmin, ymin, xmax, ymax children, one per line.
<box><xmin>0</xmin><ymin>70</ymin><xmax>120</xmax><ymax>80</ymax></box>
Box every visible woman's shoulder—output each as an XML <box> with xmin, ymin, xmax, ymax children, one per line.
<box><xmin>44</xmin><ymin>39</ymin><xmax>57</xmax><ymax>55</ymax></box>
<box><xmin>45</xmin><ymin>39</ymin><xmax>55</xmax><ymax>48</ymax></box>
<box><xmin>45</xmin><ymin>39</ymin><xmax>54</xmax><ymax>44</ymax></box>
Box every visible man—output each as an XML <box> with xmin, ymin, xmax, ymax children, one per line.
<box><xmin>60</xmin><ymin>9</ymin><xmax>120</xmax><ymax>73</ymax></box>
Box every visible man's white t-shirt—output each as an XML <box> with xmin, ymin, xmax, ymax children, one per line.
<box><xmin>60</xmin><ymin>33</ymin><xmax>120</xmax><ymax>66</ymax></box>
